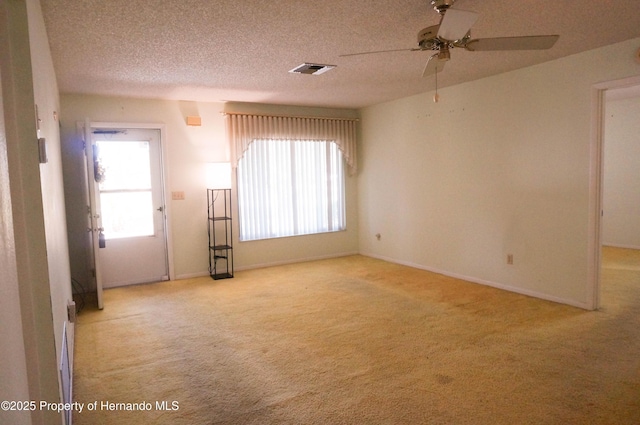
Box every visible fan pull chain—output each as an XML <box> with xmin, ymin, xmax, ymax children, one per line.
<box><xmin>433</xmin><ymin>64</ymin><xmax>440</xmax><ymax>103</ymax></box>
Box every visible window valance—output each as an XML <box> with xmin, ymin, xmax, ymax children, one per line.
<box><xmin>225</xmin><ymin>113</ymin><xmax>358</xmax><ymax>175</ymax></box>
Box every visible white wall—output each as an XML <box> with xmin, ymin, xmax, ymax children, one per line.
<box><xmin>358</xmin><ymin>37</ymin><xmax>640</xmax><ymax>308</ymax></box>
<box><xmin>0</xmin><ymin>41</ymin><xmax>31</xmax><ymax>425</ymax></box>
<box><xmin>26</xmin><ymin>0</ymin><xmax>74</xmax><ymax>390</ymax></box>
<box><xmin>602</xmin><ymin>95</ymin><xmax>640</xmax><ymax>249</ymax></box>
<box><xmin>1</xmin><ymin>0</ymin><xmax>70</xmax><ymax>423</ymax></box>
<box><xmin>61</xmin><ymin>96</ymin><xmax>227</xmax><ymax>287</ymax></box>
<box><xmin>60</xmin><ymin>96</ymin><xmax>359</xmax><ymax>289</ymax></box>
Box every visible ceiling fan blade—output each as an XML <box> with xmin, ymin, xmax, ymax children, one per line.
<box><xmin>339</xmin><ymin>48</ymin><xmax>418</xmax><ymax>57</ymax></box>
<box><xmin>465</xmin><ymin>35</ymin><xmax>559</xmax><ymax>51</ymax></box>
<box><xmin>422</xmin><ymin>54</ymin><xmax>446</xmax><ymax>77</ymax></box>
<box><xmin>437</xmin><ymin>8</ymin><xmax>479</xmax><ymax>41</ymax></box>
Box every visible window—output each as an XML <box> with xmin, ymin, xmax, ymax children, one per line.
<box><xmin>225</xmin><ymin>113</ymin><xmax>357</xmax><ymax>242</ymax></box>
<box><xmin>237</xmin><ymin>139</ymin><xmax>345</xmax><ymax>241</ymax></box>
<box><xmin>96</xmin><ymin>140</ymin><xmax>155</xmax><ymax>239</ymax></box>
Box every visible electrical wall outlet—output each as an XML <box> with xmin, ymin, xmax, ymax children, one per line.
<box><xmin>172</xmin><ymin>191</ymin><xmax>185</xmax><ymax>200</ymax></box>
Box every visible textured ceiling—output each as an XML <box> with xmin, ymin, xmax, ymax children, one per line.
<box><xmin>40</xmin><ymin>0</ymin><xmax>640</xmax><ymax>109</ymax></box>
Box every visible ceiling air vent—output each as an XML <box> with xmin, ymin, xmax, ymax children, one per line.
<box><xmin>289</xmin><ymin>63</ymin><xmax>336</xmax><ymax>75</ymax></box>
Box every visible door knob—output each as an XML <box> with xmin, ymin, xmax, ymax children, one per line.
<box><xmin>157</xmin><ymin>206</ymin><xmax>164</xmax><ymax>212</ymax></box>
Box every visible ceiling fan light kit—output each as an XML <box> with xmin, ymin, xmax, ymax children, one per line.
<box><xmin>431</xmin><ymin>0</ymin><xmax>456</xmax><ymax>14</ymax></box>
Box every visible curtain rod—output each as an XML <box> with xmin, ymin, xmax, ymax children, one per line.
<box><xmin>222</xmin><ymin>112</ymin><xmax>359</xmax><ymax>122</ymax></box>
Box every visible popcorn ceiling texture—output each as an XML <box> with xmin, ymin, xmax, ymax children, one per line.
<box><xmin>40</xmin><ymin>0</ymin><xmax>640</xmax><ymax>108</ymax></box>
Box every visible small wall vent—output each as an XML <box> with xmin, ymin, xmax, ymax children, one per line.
<box><xmin>289</xmin><ymin>63</ymin><xmax>336</xmax><ymax>75</ymax></box>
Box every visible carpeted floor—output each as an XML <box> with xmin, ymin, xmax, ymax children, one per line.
<box><xmin>72</xmin><ymin>248</ymin><xmax>640</xmax><ymax>424</ymax></box>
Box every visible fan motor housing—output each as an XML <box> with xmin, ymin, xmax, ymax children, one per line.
<box><xmin>417</xmin><ymin>25</ymin><xmax>440</xmax><ymax>50</ymax></box>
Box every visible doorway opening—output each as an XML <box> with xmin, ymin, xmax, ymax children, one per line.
<box><xmin>85</xmin><ymin>124</ymin><xmax>172</xmax><ymax>308</ymax></box>
<box><xmin>91</xmin><ymin>127</ymin><xmax>168</xmax><ymax>288</ymax></box>
<box><xmin>590</xmin><ymin>76</ymin><xmax>640</xmax><ymax>310</ymax></box>
<box><xmin>601</xmin><ymin>84</ymin><xmax>640</xmax><ymax>308</ymax></box>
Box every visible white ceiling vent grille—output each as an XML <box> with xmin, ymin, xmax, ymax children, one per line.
<box><xmin>289</xmin><ymin>63</ymin><xmax>336</xmax><ymax>75</ymax></box>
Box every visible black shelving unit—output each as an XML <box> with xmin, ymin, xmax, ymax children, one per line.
<box><xmin>207</xmin><ymin>188</ymin><xmax>234</xmax><ymax>280</ymax></box>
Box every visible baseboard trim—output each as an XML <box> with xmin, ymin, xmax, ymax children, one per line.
<box><xmin>175</xmin><ymin>251</ymin><xmax>360</xmax><ymax>280</ymax></box>
<box><xmin>603</xmin><ymin>243</ymin><xmax>640</xmax><ymax>250</ymax></box>
<box><xmin>360</xmin><ymin>252</ymin><xmax>591</xmax><ymax>310</ymax></box>
<box><xmin>175</xmin><ymin>271</ymin><xmax>210</xmax><ymax>280</ymax></box>
<box><xmin>235</xmin><ymin>251</ymin><xmax>360</xmax><ymax>272</ymax></box>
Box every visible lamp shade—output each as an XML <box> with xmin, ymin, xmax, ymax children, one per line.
<box><xmin>206</xmin><ymin>162</ymin><xmax>232</xmax><ymax>189</ymax></box>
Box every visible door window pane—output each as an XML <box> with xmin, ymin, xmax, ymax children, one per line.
<box><xmin>100</xmin><ymin>192</ymin><xmax>154</xmax><ymax>239</ymax></box>
<box><xmin>97</xmin><ymin>141</ymin><xmax>151</xmax><ymax>190</ymax></box>
<box><xmin>96</xmin><ymin>140</ymin><xmax>155</xmax><ymax>239</ymax></box>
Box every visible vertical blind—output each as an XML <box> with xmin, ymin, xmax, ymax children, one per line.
<box><xmin>226</xmin><ymin>113</ymin><xmax>355</xmax><ymax>241</ymax></box>
<box><xmin>237</xmin><ymin>139</ymin><xmax>345</xmax><ymax>241</ymax></box>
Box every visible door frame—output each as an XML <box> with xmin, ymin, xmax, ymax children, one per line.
<box><xmin>588</xmin><ymin>74</ymin><xmax>640</xmax><ymax>310</ymax></box>
<box><xmin>84</xmin><ymin>121</ymin><xmax>175</xmax><ymax>306</ymax></box>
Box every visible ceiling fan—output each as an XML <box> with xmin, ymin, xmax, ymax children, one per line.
<box><xmin>340</xmin><ymin>0</ymin><xmax>559</xmax><ymax>77</ymax></box>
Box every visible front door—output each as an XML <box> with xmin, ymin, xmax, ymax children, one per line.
<box><xmin>91</xmin><ymin>127</ymin><xmax>168</xmax><ymax>288</ymax></box>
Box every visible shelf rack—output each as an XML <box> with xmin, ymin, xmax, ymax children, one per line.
<box><xmin>207</xmin><ymin>188</ymin><xmax>234</xmax><ymax>279</ymax></box>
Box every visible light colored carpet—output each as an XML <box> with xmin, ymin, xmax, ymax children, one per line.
<box><xmin>72</xmin><ymin>249</ymin><xmax>640</xmax><ymax>424</ymax></box>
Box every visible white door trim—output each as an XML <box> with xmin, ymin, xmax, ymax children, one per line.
<box><xmin>90</xmin><ymin>121</ymin><xmax>175</xmax><ymax>282</ymax></box>
<box><xmin>84</xmin><ymin>120</ymin><xmax>104</xmax><ymax>309</ymax></box>
<box><xmin>588</xmin><ymin>75</ymin><xmax>640</xmax><ymax>310</ymax></box>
